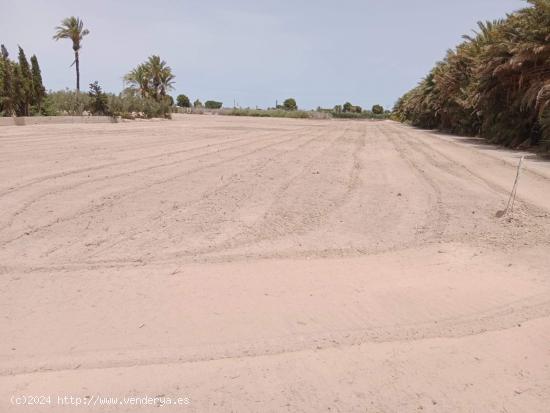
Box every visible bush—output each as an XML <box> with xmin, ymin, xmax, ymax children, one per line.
<box><xmin>224</xmin><ymin>108</ymin><xmax>310</xmax><ymax>119</ymax></box>
<box><xmin>204</xmin><ymin>100</ymin><xmax>223</xmax><ymax>109</ymax></box>
<box><xmin>223</xmin><ymin>107</ymin><xmax>389</xmax><ymax>120</ymax></box>
<box><xmin>193</xmin><ymin>99</ymin><xmax>203</xmax><ymax>108</ymax></box>
<box><xmin>44</xmin><ymin>89</ymin><xmax>90</xmax><ymax>115</ymax></box>
<box><xmin>107</xmin><ymin>90</ymin><xmax>171</xmax><ymax>119</ymax></box>
<box><xmin>331</xmin><ymin>110</ymin><xmax>389</xmax><ymax>119</ymax></box>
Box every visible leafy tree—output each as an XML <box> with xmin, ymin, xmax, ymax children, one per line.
<box><xmin>342</xmin><ymin>102</ymin><xmax>353</xmax><ymax>113</ymax></box>
<box><xmin>53</xmin><ymin>16</ymin><xmax>90</xmax><ymax>92</ymax></box>
<box><xmin>30</xmin><ymin>55</ymin><xmax>46</xmax><ymax>113</ymax></box>
<box><xmin>372</xmin><ymin>104</ymin><xmax>384</xmax><ymax>114</ymax></box>
<box><xmin>333</xmin><ymin>105</ymin><xmax>342</xmax><ymax>113</ymax></box>
<box><xmin>193</xmin><ymin>99</ymin><xmax>203</xmax><ymax>108</ymax></box>
<box><xmin>176</xmin><ymin>94</ymin><xmax>191</xmax><ymax>107</ymax></box>
<box><xmin>355</xmin><ymin>105</ymin><xmax>362</xmax><ymax>113</ymax></box>
<box><xmin>283</xmin><ymin>98</ymin><xmax>297</xmax><ymax>111</ymax></box>
<box><xmin>205</xmin><ymin>100</ymin><xmax>223</xmax><ymax>109</ymax></box>
<box><xmin>87</xmin><ymin>81</ymin><xmax>109</xmax><ymax>115</ymax></box>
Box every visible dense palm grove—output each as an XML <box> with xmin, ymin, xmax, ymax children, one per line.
<box><xmin>393</xmin><ymin>0</ymin><xmax>550</xmax><ymax>148</ymax></box>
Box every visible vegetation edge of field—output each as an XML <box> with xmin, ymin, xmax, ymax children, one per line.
<box><xmin>393</xmin><ymin>0</ymin><xmax>550</xmax><ymax>150</ymax></box>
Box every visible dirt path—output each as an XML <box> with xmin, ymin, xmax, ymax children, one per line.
<box><xmin>1</xmin><ymin>116</ymin><xmax>549</xmax><ymax>412</ymax></box>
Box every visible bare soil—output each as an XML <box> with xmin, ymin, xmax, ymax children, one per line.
<box><xmin>1</xmin><ymin>115</ymin><xmax>549</xmax><ymax>412</ymax></box>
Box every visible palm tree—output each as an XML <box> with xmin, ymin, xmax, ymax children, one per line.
<box><xmin>53</xmin><ymin>17</ymin><xmax>90</xmax><ymax>92</ymax></box>
<box><xmin>393</xmin><ymin>0</ymin><xmax>550</xmax><ymax>147</ymax></box>
<box><xmin>158</xmin><ymin>67</ymin><xmax>175</xmax><ymax>98</ymax></box>
<box><xmin>145</xmin><ymin>55</ymin><xmax>174</xmax><ymax>99</ymax></box>
<box><xmin>124</xmin><ymin>64</ymin><xmax>150</xmax><ymax>98</ymax></box>
<box><xmin>124</xmin><ymin>55</ymin><xmax>175</xmax><ymax>101</ymax></box>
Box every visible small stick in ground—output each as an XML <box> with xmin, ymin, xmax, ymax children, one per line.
<box><xmin>496</xmin><ymin>156</ymin><xmax>524</xmax><ymax>218</ymax></box>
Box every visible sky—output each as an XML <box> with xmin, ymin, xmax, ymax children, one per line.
<box><xmin>1</xmin><ymin>0</ymin><xmax>526</xmax><ymax>110</ymax></box>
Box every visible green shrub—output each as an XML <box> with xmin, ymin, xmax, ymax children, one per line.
<box><xmin>224</xmin><ymin>108</ymin><xmax>310</xmax><ymax>119</ymax></box>
<box><xmin>107</xmin><ymin>90</ymin><xmax>171</xmax><ymax>119</ymax></box>
<box><xmin>87</xmin><ymin>81</ymin><xmax>110</xmax><ymax>115</ymax></box>
<box><xmin>205</xmin><ymin>100</ymin><xmax>223</xmax><ymax>109</ymax></box>
<box><xmin>331</xmin><ymin>110</ymin><xmax>389</xmax><ymax>119</ymax></box>
<box><xmin>45</xmin><ymin>89</ymin><xmax>90</xmax><ymax>115</ymax></box>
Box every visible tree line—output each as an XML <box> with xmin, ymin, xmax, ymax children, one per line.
<box><xmin>1</xmin><ymin>16</ymin><xmax>176</xmax><ymax>118</ymax></box>
<box><xmin>393</xmin><ymin>0</ymin><xmax>550</xmax><ymax>148</ymax></box>
<box><xmin>0</xmin><ymin>45</ymin><xmax>46</xmax><ymax>116</ymax></box>
<box><xmin>176</xmin><ymin>95</ymin><xmax>223</xmax><ymax>110</ymax></box>
<box><xmin>2</xmin><ymin>14</ymin><xmax>389</xmax><ymax>120</ymax></box>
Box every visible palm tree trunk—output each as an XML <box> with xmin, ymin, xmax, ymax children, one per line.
<box><xmin>74</xmin><ymin>50</ymin><xmax>80</xmax><ymax>92</ymax></box>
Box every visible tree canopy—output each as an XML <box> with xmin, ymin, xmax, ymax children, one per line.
<box><xmin>124</xmin><ymin>55</ymin><xmax>175</xmax><ymax>103</ymax></box>
<box><xmin>205</xmin><ymin>100</ymin><xmax>223</xmax><ymax>109</ymax></box>
<box><xmin>283</xmin><ymin>98</ymin><xmax>297</xmax><ymax>111</ymax></box>
<box><xmin>0</xmin><ymin>45</ymin><xmax>46</xmax><ymax>116</ymax></box>
<box><xmin>393</xmin><ymin>0</ymin><xmax>550</xmax><ymax>147</ymax></box>
<box><xmin>176</xmin><ymin>94</ymin><xmax>191</xmax><ymax>108</ymax></box>
<box><xmin>372</xmin><ymin>104</ymin><xmax>384</xmax><ymax>115</ymax></box>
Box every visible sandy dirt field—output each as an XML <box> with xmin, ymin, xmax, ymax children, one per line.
<box><xmin>1</xmin><ymin>115</ymin><xmax>549</xmax><ymax>412</ymax></box>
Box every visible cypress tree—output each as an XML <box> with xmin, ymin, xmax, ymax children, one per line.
<box><xmin>0</xmin><ymin>57</ymin><xmax>4</xmax><ymax>111</ymax></box>
<box><xmin>17</xmin><ymin>46</ymin><xmax>32</xmax><ymax>116</ymax></box>
<box><xmin>1</xmin><ymin>44</ymin><xmax>8</xmax><ymax>60</ymax></box>
<box><xmin>30</xmin><ymin>55</ymin><xmax>45</xmax><ymax>113</ymax></box>
<box><xmin>0</xmin><ymin>44</ymin><xmax>15</xmax><ymax>116</ymax></box>
<box><xmin>12</xmin><ymin>63</ymin><xmax>26</xmax><ymax>116</ymax></box>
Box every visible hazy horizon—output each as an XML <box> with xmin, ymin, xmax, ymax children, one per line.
<box><xmin>1</xmin><ymin>0</ymin><xmax>526</xmax><ymax>110</ymax></box>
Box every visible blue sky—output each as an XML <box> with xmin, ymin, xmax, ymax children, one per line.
<box><xmin>1</xmin><ymin>0</ymin><xmax>526</xmax><ymax>110</ymax></box>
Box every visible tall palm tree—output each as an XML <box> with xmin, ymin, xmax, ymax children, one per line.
<box><xmin>53</xmin><ymin>17</ymin><xmax>90</xmax><ymax>92</ymax></box>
